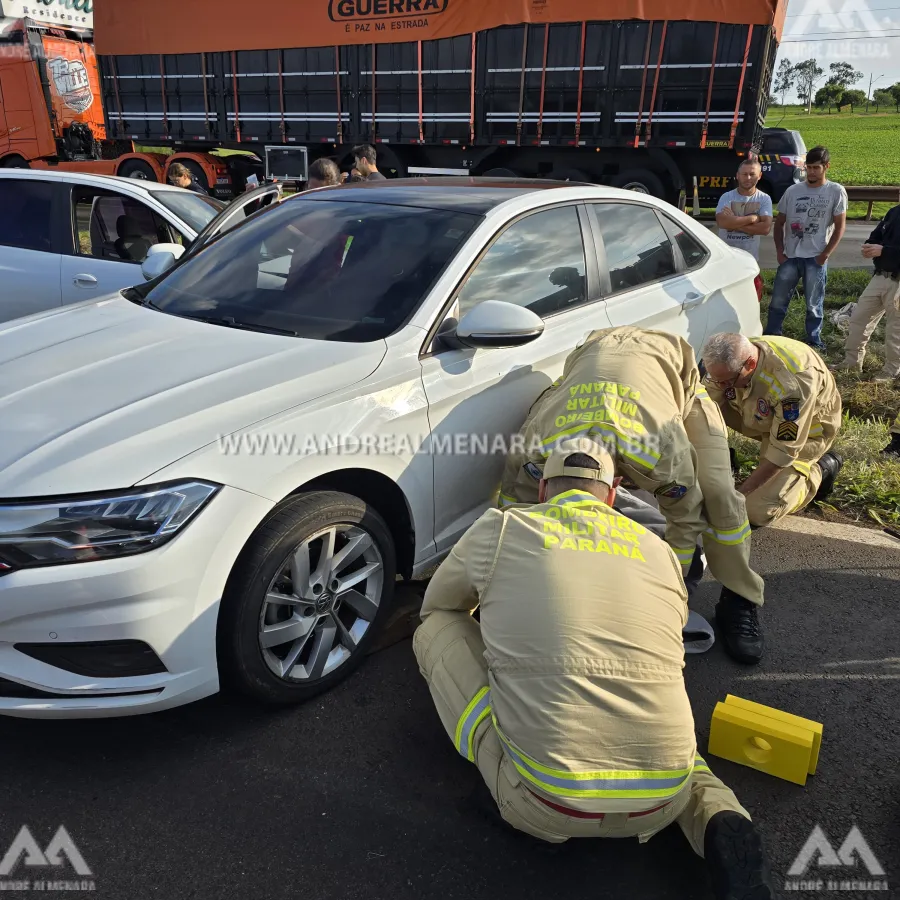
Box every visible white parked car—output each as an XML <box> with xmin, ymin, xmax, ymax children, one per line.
<box><xmin>0</xmin><ymin>179</ymin><xmax>762</xmax><ymax>718</ymax></box>
<box><xmin>0</xmin><ymin>170</ymin><xmax>259</xmax><ymax>321</ymax></box>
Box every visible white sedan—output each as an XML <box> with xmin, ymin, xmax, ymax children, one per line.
<box><xmin>0</xmin><ymin>178</ymin><xmax>762</xmax><ymax>717</ymax></box>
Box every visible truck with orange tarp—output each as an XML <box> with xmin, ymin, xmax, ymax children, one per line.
<box><xmin>1</xmin><ymin>0</ymin><xmax>799</xmax><ymax>204</ymax></box>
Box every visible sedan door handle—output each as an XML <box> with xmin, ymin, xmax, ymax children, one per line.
<box><xmin>73</xmin><ymin>274</ymin><xmax>98</xmax><ymax>288</ymax></box>
<box><xmin>682</xmin><ymin>291</ymin><xmax>704</xmax><ymax>310</ymax></box>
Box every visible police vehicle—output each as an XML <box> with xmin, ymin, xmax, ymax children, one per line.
<box><xmin>756</xmin><ymin>127</ymin><xmax>807</xmax><ymax>202</ymax></box>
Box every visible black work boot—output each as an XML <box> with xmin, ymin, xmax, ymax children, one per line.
<box><xmin>883</xmin><ymin>433</ymin><xmax>900</xmax><ymax>457</ymax></box>
<box><xmin>812</xmin><ymin>451</ymin><xmax>843</xmax><ymax>504</ymax></box>
<box><xmin>715</xmin><ymin>588</ymin><xmax>764</xmax><ymax>664</ymax></box>
<box><xmin>704</xmin><ymin>811</ymin><xmax>776</xmax><ymax>900</ymax></box>
<box><xmin>687</xmin><ymin>546</ymin><xmax>706</xmax><ymax>583</ymax></box>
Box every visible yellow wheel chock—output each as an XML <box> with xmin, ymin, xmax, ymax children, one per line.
<box><xmin>708</xmin><ymin>695</ymin><xmax>823</xmax><ymax>786</ymax></box>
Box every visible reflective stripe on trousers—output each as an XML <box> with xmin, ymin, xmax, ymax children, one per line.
<box><xmin>455</xmin><ymin>686</ymin><xmax>492</xmax><ymax>762</ymax></box>
<box><xmin>454</xmin><ymin>687</ymin><xmax>700</xmax><ymax>805</ymax></box>
<box><xmin>704</xmin><ymin>519</ymin><xmax>752</xmax><ymax>546</ymax></box>
<box><xmin>672</xmin><ymin>545</ymin><xmax>695</xmax><ymax>566</ymax></box>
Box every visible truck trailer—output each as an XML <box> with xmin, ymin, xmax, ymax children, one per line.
<box><xmin>1</xmin><ymin>0</ymin><xmax>797</xmax><ymax>203</ymax></box>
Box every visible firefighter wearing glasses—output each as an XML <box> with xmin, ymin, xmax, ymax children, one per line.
<box><xmin>497</xmin><ymin>326</ymin><xmax>766</xmax><ymax>664</ymax></box>
<box><xmin>413</xmin><ymin>440</ymin><xmax>775</xmax><ymax>899</ymax></box>
<box><xmin>700</xmin><ymin>333</ymin><xmax>843</xmax><ymax>530</ymax></box>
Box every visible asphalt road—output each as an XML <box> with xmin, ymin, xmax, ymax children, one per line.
<box><xmin>703</xmin><ymin>219</ymin><xmax>876</xmax><ymax>270</ymax></box>
<box><xmin>1</xmin><ymin>518</ymin><xmax>898</xmax><ymax>899</ymax></box>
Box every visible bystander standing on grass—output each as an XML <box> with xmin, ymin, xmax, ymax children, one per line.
<box><xmin>833</xmin><ymin>200</ymin><xmax>900</xmax><ymax>383</ymax></box>
<box><xmin>766</xmin><ymin>146</ymin><xmax>848</xmax><ymax>350</ymax></box>
<box><xmin>715</xmin><ymin>158</ymin><xmax>773</xmax><ymax>261</ymax></box>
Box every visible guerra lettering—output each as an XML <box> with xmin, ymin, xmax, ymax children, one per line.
<box><xmin>33</xmin><ymin>0</ymin><xmax>93</xmax><ymax>13</ymax></box>
<box><xmin>328</xmin><ymin>0</ymin><xmax>447</xmax><ymax>21</ymax></box>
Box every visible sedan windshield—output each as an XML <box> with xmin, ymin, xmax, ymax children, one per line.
<box><xmin>141</xmin><ymin>198</ymin><xmax>480</xmax><ymax>342</ymax></box>
<box><xmin>153</xmin><ymin>190</ymin><xmax>226</xmax><ymax>233</ymax></box>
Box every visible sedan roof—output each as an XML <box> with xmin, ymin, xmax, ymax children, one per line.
<box><xmin>296</xmin><ymin>177</ymin><xmax>582</xmax><ymax>215</ymax></box>
<box><xmin>0</xmin><ymin>167</ymin><xmax>207</xmax><ymax>198</ymax></box>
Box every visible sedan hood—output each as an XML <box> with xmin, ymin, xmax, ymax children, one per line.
<box><xmin>0</xmin><ymin>297</ymin><xmax>386</xmax><ymax>497</ymax></box>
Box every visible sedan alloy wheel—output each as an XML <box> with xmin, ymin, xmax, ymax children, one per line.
<box><xmin>259</xmin><ymin>524</ymin><xmax>384</xmax><ymax>682</ymax></box>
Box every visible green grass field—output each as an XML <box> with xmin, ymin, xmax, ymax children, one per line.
<box><xmin>764</xmin><ymin>105</ymin><xmax>900</xmax><ymax>186</ymax></box>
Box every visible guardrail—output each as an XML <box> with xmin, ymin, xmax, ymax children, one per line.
<box><xmin>687</xmin><ymin>182</ymin><xmax>899</xmax><ymax>220</ymax></box>
<box><xmin>845</xmin><ymin>185</ymin><xmax>900</xmax><ymax>220</ymax></box>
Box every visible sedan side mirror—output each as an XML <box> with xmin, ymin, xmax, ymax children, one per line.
<box><xmin>141</xmin><ymin>243</ymin><xmax>185</xmax><ymax>281</ymax></box>
<box><xmin>451</xmin><ymin>300</ymin><xmax>545</xmax><ymax>350</ymax></box>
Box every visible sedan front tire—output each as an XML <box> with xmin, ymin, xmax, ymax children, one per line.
<box><xmin>218</xmin><ymin>491</ymin><xmax>396</xmax><ymax>704</ymax></box>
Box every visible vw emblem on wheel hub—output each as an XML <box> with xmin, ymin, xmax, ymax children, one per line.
<box><xmin>316</xmin><ymin>592</ymin><xmax>332</xmax><ymax>612</ymax></box>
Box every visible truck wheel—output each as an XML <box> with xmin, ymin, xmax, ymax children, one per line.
<box><xmin>180</xmin><ymin>159</ymin><xmax>212</xmax><ymax>192</ymax></box>
<box><xmin>611</xmin><ymin>168</ymin><xmax>665</xmax><ymax>198</ymax></box>
<box><xmin>1</xmin><ymin>155</ymin><xmax>29</xmax><ymax>168</ymax></box>
<box><xmin>118</xmin><ymin>159</ymin><xmax>157</xmax><ymax>181</ymax></box>
<box><xmin>217</xmin><ymin>491</ymin><xmax>396</xmax><ymax>705</ymax></box>
<box><xmin>374</xmin><ymin>145</ymin><xmax>406</xmax><ymax>179</ymax></box>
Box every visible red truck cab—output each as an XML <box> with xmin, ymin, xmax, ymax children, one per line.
<box><xmin>0</xmin><ymin>11</ymin><xmax>234</xmax><ymax>193</ymax></box>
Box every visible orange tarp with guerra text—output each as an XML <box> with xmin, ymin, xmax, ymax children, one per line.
<box><xmin>95</xmin><ymin>0</ymin><xmax>787</xmax><ymax>56</ymax></box>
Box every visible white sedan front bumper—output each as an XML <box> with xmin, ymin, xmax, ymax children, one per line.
<box><xmin>0</xmin><ymin>485</ymin><xmax>273</xmax><ymax>718</ymax></box>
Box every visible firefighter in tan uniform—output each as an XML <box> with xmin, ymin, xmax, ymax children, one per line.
<box><xmin>700</xmin><ymin>333</ymin><xmax>843</xmax><ymax>527</ymax></box>
<box><xmin>498</xmin><ymin>326</ymin><xmax>767</xmax><ymax>664</ymax></box>
<box><xmin>413</xmin><ymin>440</ymin><xmax>775</xmax><ymax>899</ymax></box>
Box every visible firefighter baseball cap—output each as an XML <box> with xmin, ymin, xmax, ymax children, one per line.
<box><xmin>543</xmin><ymin>438</ymin><xmax>616</xmax><ymax>488</ymax></box>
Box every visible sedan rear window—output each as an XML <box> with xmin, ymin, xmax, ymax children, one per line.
<box><xmin>141</xmin><ymin>199</ymin><xmax>480</xmax><ymax>342</ymax></box>
<box><xmin>153</xmin><ymin>190</ymin><xmax>225</xmax><ymax>233</ymax></box>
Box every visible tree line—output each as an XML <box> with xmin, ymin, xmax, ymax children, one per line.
<box><xmin>772</xmin><ymin>58</ymin><xmax>900</xmax><ymax>114</ymax></box>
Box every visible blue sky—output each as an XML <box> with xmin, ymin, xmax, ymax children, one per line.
<box><xmin>777</xmin><ymin>0</ymin><xmax>900</xmax><ymax>99</ymax></box>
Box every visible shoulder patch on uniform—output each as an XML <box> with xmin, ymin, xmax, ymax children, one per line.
<box><xmin>777</xmin><ymin>421</ymin><xmax>799</xmax><ymax>441</ymax></box>
<box><xmin>782</xmin><ymin>397</ymin><xmax>801</xmax><ymax>421</ymax></box>
<box><xmin>523</xmin><ymin>461</ymin><xmax>543</xmax><ymax>481</ymax></box>
<box><xmin>757</xmin><ymin>398</ymin><xmax>770</xmax><ymax>417</ymax></box>
<box><xmin>654</xmin><ymin>482</ymin><xmax>688</xmax><ymax>500</ymax></box>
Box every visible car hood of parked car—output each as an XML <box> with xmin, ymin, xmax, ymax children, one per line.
<box><xmin>0</xmin><ymin>297</ymin><xmax>387</xmax><ymax>498</ymax></box>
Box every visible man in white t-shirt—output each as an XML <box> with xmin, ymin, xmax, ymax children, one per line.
<box><xmin>766</xmin><ymin>146</ymin><xmax>848</xmax><ymax>350</ymax></box>
<box><xmin>715</xmin><ymin>158</ymin><xmax>773</xmax><ymax>262</ymax></box>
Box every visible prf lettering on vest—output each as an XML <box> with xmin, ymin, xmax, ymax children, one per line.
<box><xmin>530</xmin><ymin>507</ymin><xmax>647</xmax><ymax>561</ymax></box>
<box><xmin>557</xmin><ymin>382</ymin><xmax>647</xmax><ymax>435</ymax></box>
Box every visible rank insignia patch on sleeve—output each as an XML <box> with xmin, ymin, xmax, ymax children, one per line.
<box><xmin>655</xmin><ymin>482</ymin><xmax>688</xmax><ymax>500</ymax></box>
<box><xmin>777</xmin><ymin>421</ymin><xmax>799</xmax><ymax>441</ymax></box>
<box><xmin>782</xmin><ymin>398</ymin><xmax>800</xmax><ymax>421</ymax></box>
<box><xmin>524</xmin><ymin>461</ymin><xmax>543</xmax><ymax>481</ymax></box>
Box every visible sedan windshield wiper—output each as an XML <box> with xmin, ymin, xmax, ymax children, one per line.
<box><xmin>177</xmin><ymin>313</ymin><xmax>299</xmax><ymax>337</ymax></box>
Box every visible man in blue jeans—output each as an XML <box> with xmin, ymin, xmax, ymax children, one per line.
<box><xmin>766</xmin><ymin>146</ymin><xmax>848</xmax><ymax>349</ymax></box>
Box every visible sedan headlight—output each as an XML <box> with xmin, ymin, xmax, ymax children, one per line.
<box><xmin>0</xmin><ymin>481</ymin><xmax>220</xmax><ymax>572</ymax></box>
